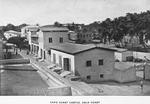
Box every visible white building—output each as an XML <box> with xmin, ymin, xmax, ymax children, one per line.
<box><xmin>50</xmin><ymin>43</ymin><xmax>116</xmax><ymax>82</ymax></box>
<box><xmin>21</xmin><ymin>25</ymin><xmax>39</xmax><ymax>56</ymax></box>
<box><xmin>21</xmin><ymin>25</ymin><xmax>39</xmax><ymax>41</ymax></box>
<box><xmin>4</xmin><ymin>30</ymin><xmax>21</xmax><ymax>40</ymax></box>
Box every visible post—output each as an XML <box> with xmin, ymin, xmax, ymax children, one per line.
<box><xmin>140</xmin><ymin>81</ymin><xmax>143</xmax><ymax>93</ymax></box>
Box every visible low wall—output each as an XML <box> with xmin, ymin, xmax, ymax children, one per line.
<box><xmin>0</xmin><ymin>59</ymin><xmax>30</xmax><ymax>65</ymax></box>
<box><xmin>30</xmin><ymin>60</ymin><xmax>96</xmax><ymax>96</ymax></box>
<box><xmin>133</xmin><ymin>51</ymin><xmax>150</xmax><ymax>60</ymax></box>
<box><xmin>19</xmin><ymin>86</ymin><xmax>72</xmax><ymax>96</ymax></box>
<box><xmin>113</xmin><ymin>67</ymin><xmax>136</xmax><ymax>83</ymax></box>
<box><xmin>2</xmin><ymin>65</ymin><xmax>36</xmax><ymax>71</ymax></box>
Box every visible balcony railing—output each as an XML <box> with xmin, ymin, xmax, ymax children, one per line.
<box><xmin>31</xmin><ymin>40</ymin><xmax>39</xmax><ymax>45</ymax></box>
<box><xmin>31</xmin><ymin>34</ymin><xmax>39</xmax><ymax>37</ymax></box>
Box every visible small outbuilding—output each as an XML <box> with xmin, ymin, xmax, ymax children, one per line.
<box><xmin>113</xmin><ymin>62</ymin><xmax>136</xmax><ymax>83</ymax></box>
<box><xmin>50</xmin><ymin>43</ymin><xmax>116</xmax><ymax>83</ymax></box>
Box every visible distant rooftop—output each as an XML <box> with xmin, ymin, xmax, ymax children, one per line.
<box><xmin>22</xmin><ymin>25</ymin><xmax>39</xmax><ymax>29</ymax></box>
<box><xmin>88</xmin><ymin>43</ymin><xmax>128</xmax><ymax>52</ymax></box>
<box><xmin>40</xmin><ymin>25</ymin><xmax>69</xmax><ymax>32</ymax></box>
<box><xmin>5</xmin><ymin>30</ymin><xmax>21</xmax><ymax>35</ymax></box>
<box><xmin>50</xmin><ymin>43</ymin><xmax>116</xmax><ymax>55</ymax></box>
<box><xmin>22</xmin><ymin>25</ymin><xmax>39</xmax><ymax>31</ymax></box>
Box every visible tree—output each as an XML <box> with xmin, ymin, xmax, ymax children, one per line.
<box><xmin>7</xmin><ymin>37</ymin><xmax>26</xmax><ymax>48</ymax></box>
<box><xmin>54</xmin><ymin>21</ymin><xmax>62</xmax><ymax>26</ymax></box>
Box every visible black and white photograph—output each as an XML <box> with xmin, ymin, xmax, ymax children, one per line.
<box><xmin>0</xmin><ymin>0</ymin><xmax>150</xmax><ymax>103</ymax></box>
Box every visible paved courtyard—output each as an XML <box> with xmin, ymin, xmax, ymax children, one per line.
<box><xmin>1</xmin><ymin>67</ymin><xmax>49</xmax><ymax>95</ymax></box>
<box><xmin>89</xmin><ymin>78</ymin><xmax>150</xmax><ymax>96</ymax></box>
<box><xmin>1</xmin><ymin>51</ymin><xmax>51</xmax><ymax>95</ymax></box>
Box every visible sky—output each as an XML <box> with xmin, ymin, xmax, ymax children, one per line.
<box><xmin>0</xmin><ymin>0</ymin><xmax>150</xmax><ymax>26</ymax></box>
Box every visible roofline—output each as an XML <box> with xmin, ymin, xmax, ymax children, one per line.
<box><xmin>40</xmin><ymin>30</ymin><xmax>69</xmax><ymax>32</ymax></box>
<box><xmin>116</xmin><ymin>50</ymin><xmax>128</xmax><ymax>53</ymax></box>
<box><xmin>50</xmin><ymin>46</ymin><xmax>116</xmax><ymax>55</ymax></box>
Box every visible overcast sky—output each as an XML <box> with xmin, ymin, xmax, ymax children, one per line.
<box><xmin>0</xmin><ymin>0</ymin><xmax>150</xmax><ymax>26</ymax></box>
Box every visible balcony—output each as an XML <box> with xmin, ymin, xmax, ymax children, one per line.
<box><xmin>31</xmin><ymin>34</ymin><xmax>39</xmax><ymax>37</ymax></box>
<box><xmin>31</xmin><ymin>40</ymin><xmax>39</xmax><ymax>45</ymax></box>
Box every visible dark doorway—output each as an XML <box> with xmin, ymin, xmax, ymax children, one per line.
<box><xmin>63</xmin><ymin>58</ymin><xmax>70</xmax><ymax>71</ymax></box>
<box><xmin>37</xmin><ymin>46</ymin><xmax>39</xmax><ymax>54</ymax></box>
<box><xmin>28</xmin><ymin>45</ymin><xmax>30</xmax><ymax>51</ymax></box>
<box><xmin>44</xmin><ymin>51</ymin><xmax>46</xmax><ymax>59</ymax></box>
<box><xmin>41</xmin><ymin>49</ymin><xmax>42</xmax><ymax>58</ymax></box>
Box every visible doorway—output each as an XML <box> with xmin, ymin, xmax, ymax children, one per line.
<box><xmin>41</xmin><ymin>49</ymin><xmax>42</xmax><ymax>58</ymax></box>
<box><xmin>63</xmin><ymin>58</ymin><xmax>70</xmax><ymax>71</ymax></box>
<box><xmin>44</xmin><ymin>51</ymin><xmax>46</xmax><ymax>59</ymax></box>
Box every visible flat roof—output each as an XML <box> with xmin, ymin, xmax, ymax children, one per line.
<box><xmin>50</xmin><ymin>43</ymin><xmax>116</xmax><ymax>55</ymax></box>
<box><xmin>40</xmin><ymin>25</ymin><xmax>69</xmax><ymax>32</ymax></box>
<box><xmin>22</xmin><ymin>25</ymin><xmax>39</xmax><ymax>29</ymax></box>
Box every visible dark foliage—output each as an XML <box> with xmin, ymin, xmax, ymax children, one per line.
<box><xmin>1</xmin><ymin>23</ymin><xmax>27</xmax><ymax>32</ymax></box>
<box><xmin>80</xmin><ymin>10</ymin><xmax>150</xmax><ymax>46</ymax></box>
<box><xmin>7</xmin><ymin>37</ymin><xmax>27</xmax><ymax>48</ymax></box>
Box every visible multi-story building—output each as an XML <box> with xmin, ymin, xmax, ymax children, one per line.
<box><xmin>37</xmin><ymin>25</ymin><xmax>70</xmax><ymax>62</ymax></box>
<box><xmin>21</xmin><ymin>25</ymin><xmax>39</xmax><ymax>41</ymax></box>
<box><xmin>21</xmin><ymin>25</ymin><xmax>39</xmax><ymax>54</ymax></box>
<box><xmin>76</xmin><ymin>31</ymin><xmax>93</xmax><ymax>43</ymax></box>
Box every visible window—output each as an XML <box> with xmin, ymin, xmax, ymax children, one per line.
<box><xmin>87</xmin><ymin>76</ymin><xmax>91</xmax><ymax>80</ymax></box>
<box><xmin>99</xmin><ymin>59</ymin><xmax>104</xmax><ymax>65</ymax></box>
<box><xmin>68</xmin><ymin>34</ymin><xmax>70</xmax><ymax>40</ymax></box>
<box><xmin>86</xmin><ymin>60</ymin><xmax>92</xmax><ymax>67</ymax></box>
<box><xmin>100</xmin><ymin>74</ymin><xmax>104</xmax><ymax>78</ymax></box>
<box><xmin>60</xmin><ymin>37</ymin><xmax>63</xmax><ymax>43</ymax></box>
<box><xmin>87</xmin><ymin>34</ymin><xmax>88</xmax><ymax>37</ymax></box>
<box><xmin>49</xmin><ymin>38</ymin><xmax>52</xmax><ymax>43</ymax></box>
<box><xmin>48</xmin><ymin>50</ymin><xmax>51</xmax><ymax>55</ymax></box>
<box><xmin>83</xmin><ymin>35</ymin><xmax>85</xmax><ymax>38</ymax></box>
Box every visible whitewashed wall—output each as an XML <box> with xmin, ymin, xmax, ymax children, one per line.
<box><xmin>51</xmin><ymin>49</ymin><xmax>75</xmax><ymax>74</ymax></box>
<box><xmin>133</xmin><ymin>51</ymin><xmax>150</xmax><ymax>60</ymax></box>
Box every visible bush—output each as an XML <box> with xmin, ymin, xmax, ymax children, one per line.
<box><xmin>126</xmin><ymin>56</ymin><xmax>134</xmax><ymax>62</ymax></box>
<box><xmin>134</xmin><ymin>58</ymin><xmax>143</xmax><ymax>62</ymax></box>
